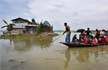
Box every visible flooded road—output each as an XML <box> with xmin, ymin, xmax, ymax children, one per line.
<box><xmin>0</xmin><ymin>32</ymin><xmax>108</xmax><ymax>70</ymax></box>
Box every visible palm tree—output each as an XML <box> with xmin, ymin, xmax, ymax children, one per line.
<box><xmin>1</xmin><ymin>19</ymin><xmax>14</xmax><ymax>35</ymax></box>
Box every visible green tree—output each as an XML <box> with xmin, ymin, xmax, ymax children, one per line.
<box><xmin>36</xmin><ymin>22</ymin><xmax>43</xmax><ymax>34</ymax></box>
<box><xmin>31</xmin><ymin>18</ymin><xmax>38</xmax><ymax>25</ymax></box>
<box><xmin>1</xmin><ymin>20</ymin><xmax>14</xmax><ymax>35</ymax></box>
<box><xmin>36</xmin><ymin>20</ymin><xmax>52</xmax><ymax>34</ymax></box>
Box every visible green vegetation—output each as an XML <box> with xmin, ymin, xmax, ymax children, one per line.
<box><xmin>1</xmin><ymin>20</ymin><xmax>14</xmax><ymax>32</ymax></box>
<box><xmin>36</xmin><ymin>21</ymin><xmax>52</xmax><ymax>34</ymax></box>
<box><xmin>30</xmin><ymin>19</ymin><xmax>53</xmax><ymax>34</ymax></box>
<box><xmin>1</xmin><ymin>18</ymin><xmax>53</xmax><ymax>36</ymax></box>
<box><xmin>31</xmin><ymin>18</ymin><xmax>38</xmax><ymax>25</ymax></box>
<box><xmin>36</xmin><ymin>22</ymin><xmax>43</xmax><ymax>34</ymax></box>
<box><xmin>31</xmin><ymin>18</ymin><xmax>52</xmax><ymax>34</ymax></box>
<box><xmin>1</xmin><ymin>20</ymin><xmax>14</xmax><ymax>36</ymax></box>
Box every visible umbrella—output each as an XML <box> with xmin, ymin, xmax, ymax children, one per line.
<box><xmin>76</xmin><ymin>29</ymin><xmax>85</xmax><ymax>32</ymax></box>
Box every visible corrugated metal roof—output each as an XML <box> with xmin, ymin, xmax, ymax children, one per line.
<box><xmin>11</xmin><ymin>17</ymin><xmax>32</xmax><ymax>24</ymax></box>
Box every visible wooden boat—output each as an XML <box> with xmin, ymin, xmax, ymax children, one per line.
<box><xmin>60</xmin><ymin>42</ymin><xmax>108</xmax><ymax>48</ymax></box>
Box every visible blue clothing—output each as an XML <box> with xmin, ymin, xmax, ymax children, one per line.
<box><xmin>65</xmin><ymin>32</ymin><xmax>71</xmax><ymax>43</ymax></box>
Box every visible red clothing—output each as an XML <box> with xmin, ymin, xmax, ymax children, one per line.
<box><xmin>101</xmin><ymin>37</ymin><xmax>105</xmax><ymax>44</ymax></box>
<box><xmin>83</xmin><ymin>36</ymin><xmax>88</xmax><ymax>44</ymax></box>
<box><xmin>105</xmin><ymin>36</ymin><xmax>108</xmax><ymax>43</ymax></box>
<box><xmin>91</xmin><ymin>38</ymin><xmax>97</xmax><ymax>45</ymax></box>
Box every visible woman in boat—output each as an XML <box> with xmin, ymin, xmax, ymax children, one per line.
<box><xmin>79</xmin><ymin>31</ymin><xmax>88</xmax><ymax>44</ymax></box>
<box><xmin>63</xmin><ymin>22</ymin><xmax>71</xmax><ymax>43</ymax></box>
<box><xmin>83</xmin><ymin>34</ymin><xmax>88</xmax><ymax>44</ymax></box>
<box><xmin>79</xmin><ymin>31</ymin><xmax>85</xmax><ymax>43</ymax></box>
<box><xmin>91</xmin><ymin>36</ymin><xmax>97</xmax><ymax>45</ymax></box>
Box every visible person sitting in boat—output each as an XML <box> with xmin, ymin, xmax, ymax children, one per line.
<box><xmin>95</xmin><ymin>29</ymin><xmax>100</xmax><ymax>40</ymax></box>
<box><xmin>100</xmin><ymin>36</ymin><xmax>106</xmax><ymax>44</ymax></box>
<box><xmin>100</xmin><ymin>29</ymin><xmax>106</xmax><ymax>37</ymax></box>
<box><xmin>97</xmin><ymin>36</ymin><xmax>101</xmax><ymax>43</ymax></box>
<box><xmin>72</xmin><ymin>34</ymin><xmax>78</xmax><ymax>43</ymax></box>
<box><xmin>106</xmin><ymin>30</ymin><xmax>108</xmax><ymax>35</ymax></box>
<box><xmin>91</xmin><ymin>36</ymin><xmax>97</xmax><ymax>45</ymax></box>
<box><xmin>83</xmin><ymin>34</ymin><xmax>88</xmax><ymax>44</ymax></box>
<box><xmin>105</xmin><ymin>35</ymin><xmax>108</xmax><ymax>43</ymax></box>
<box><xmin>96</xmin><ymin>30</ymin><xmax>106</xmax><ymax>44</ymax></box>
<box><xmin>85</xmin><ymin>28</ymin><xmax>92</xmax><ymax>44</ymax></box>
<box><xmin>79</xmin><ymin>31</ymin><xmax>88</xmax><ymax>44</ymax></box>
<box><xmin>79</xmin><ymin>31</ymin><xmax>85</xmax><ymax>42</ymax></box>
<box><xmin>63</xmin><ymin>22</ymin><xmax>71</xmax><ymax>43</ymax></box>
<box><xmin>97</xmin><ymin>35</ymin><xmax>106</xmax><ymax>44</ymax></box>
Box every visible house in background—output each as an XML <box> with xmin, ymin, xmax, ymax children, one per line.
<box><xmin>10</xmin><ymin>17</ymin><xmax>38</xmax><ymax>35</ymax></box>
<box><xmin>8</xmin><ymin>17</ymin><xmax>53</xmax><ymax>35</ymax></box>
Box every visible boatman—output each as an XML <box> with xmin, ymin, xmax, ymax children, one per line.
<box><xmin>63</xmin><ymin>22</ymin><xmax>71</xmax><ymax>43</ymax></box>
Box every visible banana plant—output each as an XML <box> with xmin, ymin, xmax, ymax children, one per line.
<box><xmin>1</xmin><ymin>19</ymin><xmax>14</xmax><ymax>35</ymax></box>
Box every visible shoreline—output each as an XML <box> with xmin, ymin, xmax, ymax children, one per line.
<box><xmin>0</xmin><ymin>32</ymin><xmax>59</xmax><ymax>40</ymax></box>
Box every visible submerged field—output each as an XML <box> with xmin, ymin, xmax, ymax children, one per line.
<box><xmin>0</xmin><ymin>32</ymin><xmax>108</xmax><ymax>70</ymax></box>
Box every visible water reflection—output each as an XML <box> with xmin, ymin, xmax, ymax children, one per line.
<box><xmin>64</xmin><ymin>48</ymin><xmax>71</xmax><ymax>70</ymax></box>
<box><xmin>10</xmin><ymin>36</ymin><xmax>53</xmax><ymax>51</ymax></box>
<box><xmin>1</xmin><ymin>32</ymin><xmax>108</xmax><ymax>70</ymax></box>
<box><xmin>34</xmin><ymin>36</ymin><xmax>53</xmax><ymax>48</ymax></box>
<box><xmin>13</xmin><ymin>40</ymin><xmax>32</xmax><ymax>51</ymax></box>
<box><xmin>63</xmin><ymin>46</ymin><xmax>108</xmax><ymax>70</ymax></box>
<box><xmin>76</xmin><ymin>48</ymin><xmax>89</xmax><ymax>62</ymax></box>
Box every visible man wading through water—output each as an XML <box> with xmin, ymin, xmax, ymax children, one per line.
<box><xmin>63</xmin><ymin>22</ymin><xmax>71</xmax><ymax>43</ymax></box>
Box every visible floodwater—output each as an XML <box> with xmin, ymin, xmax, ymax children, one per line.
<box><xmin>0</xmin><ymin>32</ymin><xmax>108</xmax><ymax>70</ymax></box>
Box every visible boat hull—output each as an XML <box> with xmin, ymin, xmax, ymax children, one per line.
<box><xmin>60</xmin><ymin>42</ymin><xmax>108</xmax><ymax>48</ymax></box>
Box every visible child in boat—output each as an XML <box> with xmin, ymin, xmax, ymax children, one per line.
<box><xmin>91</xmin><ymin>36</ymin><xmax>97</xmax><ymax>45</ymax></box>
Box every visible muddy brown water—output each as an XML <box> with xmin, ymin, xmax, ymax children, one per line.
<box><xmin>0</xmin><ymin>32</ymin><xmax>108</xmax><ymax>70</ymax></box>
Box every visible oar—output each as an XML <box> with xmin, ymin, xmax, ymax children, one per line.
<box><xmin>52</xmin><ymin>34</ymin><xmax>63</xmax><ymax>42</ymax></box>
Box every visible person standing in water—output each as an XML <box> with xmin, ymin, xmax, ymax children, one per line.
<box><xmin>63</xmin><ymin>22</ymin><xmax>71</xmax><ymax>43</ymax></box>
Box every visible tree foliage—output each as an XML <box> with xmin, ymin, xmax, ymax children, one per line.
<box><xmin>31</xmin><ymin>18</ymin><xmax>38</xmax><ymax>25</ymax></box>
<box><xmin>1</xmin><ymin>19</ymin><xmax>14</xmax><ymax>32</ymax></box>
<box><xmin>36</xmin><ymin>22</ymin><xmax>44</xmax><ymax>34</ymax></box>
<box><xmin>36</xmin><ymin>20</ymin><xmax>53</xmax><ymax>34</ymax></box>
